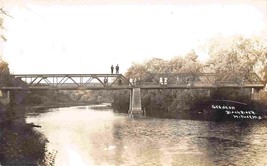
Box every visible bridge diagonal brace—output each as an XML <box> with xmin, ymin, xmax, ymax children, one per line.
<box><xmin>68</xmin><ymin>77</ymin><xmax>80</xmax><ymax>87</ymax></box>
<box><xmin>228</xmin><ymin>74</ymin><xmax>240</xmax><ymax>85</ymax></box>
<box><xmin>33</xmin><ymin>77</ymin><xmax>44</xmax><ymax>86</ymax></box>
<box><xmin>110</xmin><ymin>77</ymin><xmax>120</xmax><ymax>87</ymax></box>
<box><xmin>211</xmin><ymin>74</ymin><xmax>222</xmax><ymax>87</ymax></box>
<box><xmin>84</xmin><ymin>77</ymin><xmax>93</xmax><ymax>86</ymax></box>
<box><xmin>196</xmin><ymin>76</ymin><xmax>205</xmax><ymax>84</ymax></box>
<box><xmin>217</xmin><ymin>74</ymin><xmax>228</xmax><ymax>84</ymax></box>
<box><xmin>59</xmin><ymin>77</ymin><xmax>70</xmax><ymax>87</ymax></box>
<box><xmin>43</xmin><ymin>78</ymin><xmax>54</xmax><ymax>86</ymax></box>
<box><xmin>250</xmin><ymin>73</ymin><xmax>264</xmax><ymax>84</ymax></box>
<box><xmin>28</xmin><ymin>77</ymin><xmax>39</xmax><ymax>86</ymax></box>
<box><xmin>58</xmin><ymin>77</ymin><xmax>67</xmax><ymax>85</ymax></box>
<box><xmin>202</xmin><ymin>75</ymin><xmax>214</xmax><ymax>85</ymax></box>
<box><xmin>95</xmin><ymin>77</ymin><xmax>105</xmax><ymax>86</ymax></box>
<box><xmin>120</xmin><ymin>75</ymin><xmax>133</xmax><ymax>86</ymax></box>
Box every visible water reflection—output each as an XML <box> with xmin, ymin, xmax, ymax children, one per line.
<box><xmin>27</xmin><ymin>105</ymin><xmax>267</xmax><ymax>166</ymax></box>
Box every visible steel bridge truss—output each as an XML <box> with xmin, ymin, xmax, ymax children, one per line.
<box><xmin>14</xmin><ymin>74</ymin><xmax>132</xmax><ymax>90</ymax></box>
<box><xmin>5</xmin><ymin>72</ymin><xmax>265</xmax><ymax>90</ymax></box>
<box><xmin>138</xmin><ymin>72</ymin><xmax>265</xmax><ymax>89</ymax></box>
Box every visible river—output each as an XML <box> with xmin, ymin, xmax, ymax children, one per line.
<box><xmin>26</xmin><ymin>104</ymin><xmax>267</xmax><ymax>166</ymax></box>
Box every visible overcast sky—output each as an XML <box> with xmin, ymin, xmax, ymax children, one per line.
<box><xmin>1</xmin><ymin>0</ymin><xmax>266</xmax><ymax>74</ymax></box>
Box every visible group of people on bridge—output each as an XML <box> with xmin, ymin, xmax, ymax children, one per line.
<box><xmin>111</xmin><ymin>64</ymin><xmax>119</xmax><ymax>74</ymax></box>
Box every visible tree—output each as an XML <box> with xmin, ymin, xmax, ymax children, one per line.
<box><xmin>126</xmin><ymin>52</ymin><xmax>204</xmax><ymax>80</ymax></box>
<box><xmin>125</xmin><ymin>58</ymin><xmax>168</xmax><ymax>82</ymax></box>
<box><xmin>205</xmin><ymin>35</ymin><xmax>267</xmax><ymax>80</ymax></box>
<box><xmin>125</xmin><ymin>62</ymin><xmax>148</xmax><ymax>79</ymax></box>
<box><xmin>144</xmin><ymin>58</ymin><xmax>167</xmax><ymax>73</ymax></box>
<box><xmin>167</xmin><ymin>56</ymin><xmax>184</xmax><ymax>73</ymax></box>
<box><xmin>0</xmin><ymin>60</ymin><xmax>10</xmax><ymax>86</ymax></box>
<box><xmin>179</xmin><ymin>50</ymin><xmax>203</xmax><ymax>73</ymax></box>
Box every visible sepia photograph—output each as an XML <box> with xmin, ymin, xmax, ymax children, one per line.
<box><xmin>0</xmin><ymin>0</ymin><xmax>267</xmax><ymax>165</ymax></box>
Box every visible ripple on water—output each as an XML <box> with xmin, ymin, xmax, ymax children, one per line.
<box><xmin>27</xmin><ymin>106</ymin><xmax>267</xmax><ymax>166</ymax></box>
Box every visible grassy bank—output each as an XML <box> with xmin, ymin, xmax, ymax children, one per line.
<box><xmin>0</xmin><ymin>119</ymin><xmax>55</xmax><ymax>165</ymax></box>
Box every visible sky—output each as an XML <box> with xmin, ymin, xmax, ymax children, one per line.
<box><xmin>1</xmin><ymin>0</ymin><xmax>266</xmax><ymax>74</ymax></box>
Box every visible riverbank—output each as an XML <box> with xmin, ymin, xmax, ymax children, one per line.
<box><xmin>0</xmin><ymin>120</ymin><xmax>55</xmax><ymax>165</ymax></box>
<box><xmin>24</xmin><ymin>101</ymin><xmax>103</xmax><ymax>113</ymax></box>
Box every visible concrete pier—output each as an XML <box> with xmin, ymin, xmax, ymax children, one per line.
<box><xmin>0</xmin><ymin>90</ymin><xmax>10</xmax><ymax>105</ymax></box>
<box><xmin>251</xmin><ymin>88</ymin><xmax>260</xmax><ymax>100</ymax></box>
<box><xmin>129</xmin><ymin>88</ymin><xmax>143</xmax><ymax>117</ymax></box>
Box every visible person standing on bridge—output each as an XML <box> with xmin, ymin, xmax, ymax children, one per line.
<box><xmin>116</xmin><ymin>64</ymin><xmax>119</xmax><ymax>74</ymax></box>
<box><xmin>111</xmin><ymin>65</ymin><xmax>114</xmax><ymax>74</ymax></box>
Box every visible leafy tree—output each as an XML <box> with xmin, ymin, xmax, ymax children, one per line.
<box><xmin>0</xmin><ymin>60</ymin><xmax>10</xmax><ymax>86</ymax></box>
<box><xmin>167</xmin><ymin>56</ymin><xmax>184</xmax><ymax>73</ymax></box>
<box><xmin>125</xmin><ymin>62</ymin><xmax>148</xmax><ymax>79</ymax></box>
<box><xmin>126</xmin><ymin>51</ymin><xmax>204</xmax><ymax>80</ymax></box>
<box><xmin>144</xmin><ymin>58</ymin><xmax>167</xmax><ymax>73</ymax></box>
<box><xmin>179</xmin><ymin>50</ymin><xmax>203</xmax><ymax>73</ymax></box>
<box><xmin>205</xmin><ymin>36</ymin><xmax>267</xmax><ymax>80</ymax></box>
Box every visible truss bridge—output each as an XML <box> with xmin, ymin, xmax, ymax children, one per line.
<box><xmin>0</xmin><ymin>72</ymin><xmax>265</xmax><ymax>117</ymax></box>
<box><xmin>2</xmin><ymin>72</ymin><xmax>263</xmax><ymax>90</ymax></box>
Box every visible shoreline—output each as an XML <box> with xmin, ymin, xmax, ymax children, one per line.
<box><xmin>24</xmin><ymin>101</ymin><xmax>113</xmax><ymax>114</ymax></box>
<box><xmin>25</xmin><ymin>101</ymin><xmax>100</xmax><ymax>111</ymax></box>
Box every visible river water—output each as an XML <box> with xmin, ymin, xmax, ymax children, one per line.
<box><xmin>26</xmin><ymin>104</ymin><xmax>267</xmax><ymax>166</ymax></box>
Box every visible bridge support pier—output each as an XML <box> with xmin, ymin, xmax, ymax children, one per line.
<box><xmin>0</xmin><ymin>90</ymin><xmax>11</xmax><ymax>105</ymax></box>
<box><xmin>251</xmin><ymin>88</ymin><xmax>260</xmax><ymax>100</ymax></box>
<box><xmin>129</xmin><ymin>88</ymin><xmax>143</xmax><ymax>117</ymax></box>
